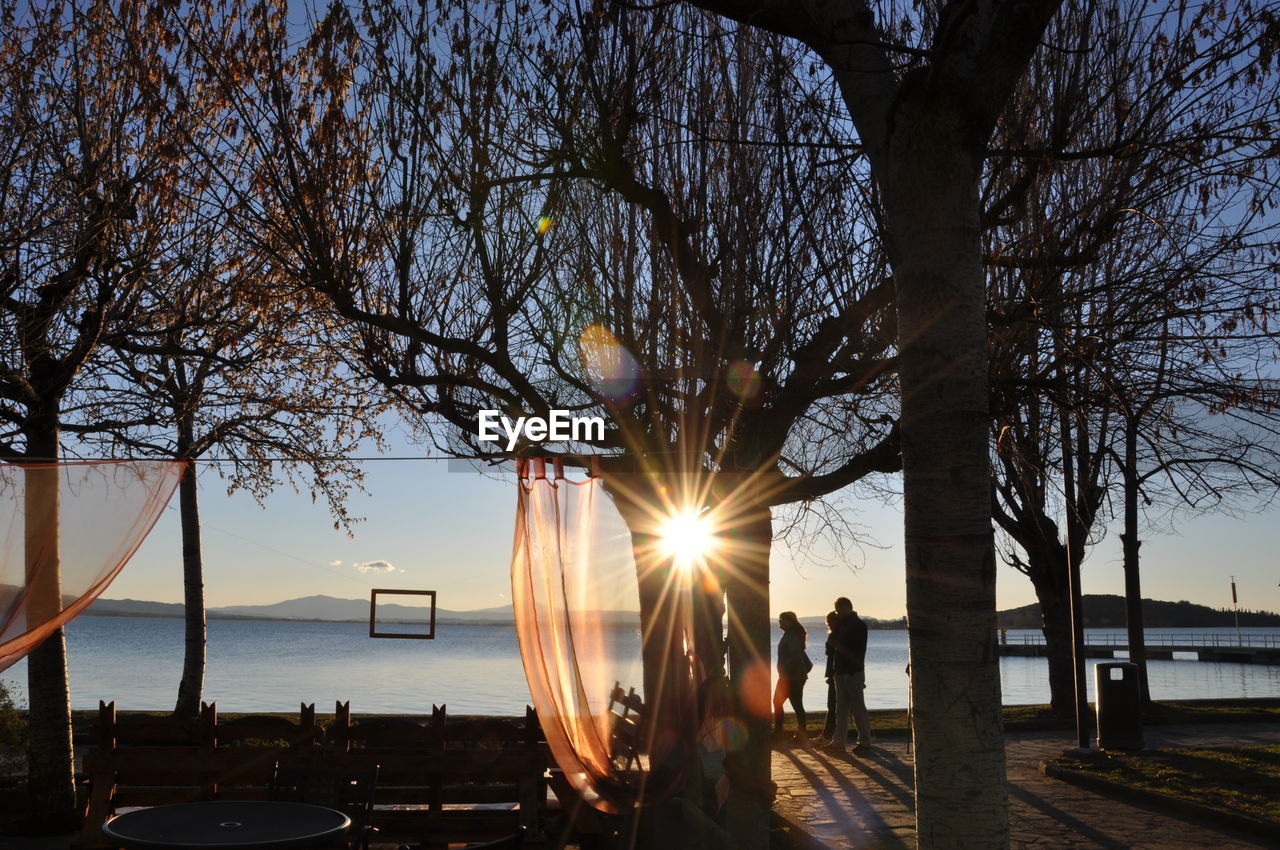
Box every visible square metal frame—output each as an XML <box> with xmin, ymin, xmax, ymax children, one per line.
<box><xmin>369</xmin><ymin>589</ymin><xmax>437</xmax><ymax>639</ymax></box>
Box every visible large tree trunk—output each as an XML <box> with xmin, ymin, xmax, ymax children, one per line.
<box><xmin>24</xmin><ymin>425</ymin><xmax>78</xmax><ymax>831</ymax></box>
<box><xmin>722</xmin><ymin>503</ymin><xmax>772</xmax><ymax>850</ymax></box>
<box><xmin>1022</xmin><ymin>542</ymin><xmax>1075</xmax><ymax>717</ymax></box>
<box><xmin>173</xmin><ymin>444</ymin><xmax>206</xmax><ymax>720</ymax></box>
<box><xmin>604</xmin><ymin>471</ymin><xmax>709</xmax><ymax>849</ymax></box>
<box><xmin>884</xmin><ymin>145</ymin><xmax>1008</xmax><ymax>847</ymax></box>
<box><xmin>603</xmin><ymin>469</ymin><xmax>771</xmax><ymax>850</ymax></box>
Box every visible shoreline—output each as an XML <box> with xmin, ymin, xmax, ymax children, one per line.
<box><xmin>78</xmin><ymin>611</ymin><xmax>1280</xmax><ymax>630</ymax></box>
<box><xmin>53</xmin><ymin>696</ymin><xmax>1280</xmax><ymax>735</ymax></box>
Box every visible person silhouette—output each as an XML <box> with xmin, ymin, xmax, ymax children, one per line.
<box><xmin>822</xmin><ymin>596</ymin><xmax>873</xmax><ymax>754</ymax></box>
<box><xmin>772</xmin><ymin>611</ymin><xmax>812</xmax><ymax>744</ymax></box>
<box><xmin>817</xmin><ymin>610</ymin><xmax>844</xmax><ymax>745</ymax></box>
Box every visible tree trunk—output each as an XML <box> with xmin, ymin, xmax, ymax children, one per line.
<box><xmin>24</xmin><ymin>426</ymin><xmax>78</xmax><ymax>831</ymax></box>
<box><xmin>173</xmin><ymin>447</ymin><xmax>206</xmax><ymax>720</ymax></box>
<box><xmin>883</xmin><ymin>145</ymin><xmax>1008</xmax><ymax>847</ymax></box>
<box><xmin>603</xmin><ymin>469</ymin><xmax>771</xmax><ymax>850</ymax></box>
<box><xmin>1023</xmin><ymin>543</ymin><xmax>1075</xmax><ymax>717</ymax></box>
<box><xmin>722</xmin><ymin>503</ymin><xmax>772</xmax><ymax>850</ymax></box>
<box><xmin>604</xmin><ymin>471</ymin><xmax>707</xmax><ymax>848</ymax></box>
<box><xmin>1120</xmin><ymin>420</ymin><xmax>1150</xmax><ymax>704</ymax></box>
<box><xmin>1059</xmin><ymin>407</ymin><xmax>1091</xmax><ymax>748</ymax></box>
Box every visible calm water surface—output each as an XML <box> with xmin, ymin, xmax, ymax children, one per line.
<box><xmin>4</xmin><ymin>617</ymin><xmax>1278</xmax><ymax>714</ymax></box>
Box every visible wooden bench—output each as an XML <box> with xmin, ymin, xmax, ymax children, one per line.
<box><xmin>330</xmin><ymin>703</ymin><xmax>549</xmax><ymax>848</ymax></box>
<box><xmin>607</xmin><ymin>683</ymin><xmax>643</xmax><ymax>774</ymax></box>
<box><xmin>82</xmin><ymin>701</ymin><xmax>550</xmax><ymax>850</ymax></box>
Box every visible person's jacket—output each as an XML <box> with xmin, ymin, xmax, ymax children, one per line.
<box><xmin>777</xmin><ymin>629</ymin><xmax>811</xmax><ymax>679</ymax></box>
<box><xmin>830</xmin><ymin>612</ymin><xmax>868</xmax><ymax>675</ymax></box>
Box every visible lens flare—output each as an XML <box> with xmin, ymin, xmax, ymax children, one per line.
<box><xmin>658</xmin><ymin>510</ymin><xmax>714</xmax><ymax>565</ymax></box>
<box><xmin>579</xmin><ymin>323</ymin><xmax>640</xmax><ymax>400</ymax></box>
<box><xmin>727</xmin><ymin>360</ymin><xmax>762</xmax><ymax>402</ymax></box>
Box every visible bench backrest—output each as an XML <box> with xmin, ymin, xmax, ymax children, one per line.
<box><xmin>81</xmin><ymin>701</ymin><xmax>549</xmax><ymax>849</ymax></box>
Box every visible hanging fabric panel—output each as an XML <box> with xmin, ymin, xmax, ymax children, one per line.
<box><xmin>0</xmin><ymin>460</ymin><xmax>186</xmax><ymax>671</ymax></box>
<box><xmin>512</xmin><ymin>459</ymin><xmax>697</xmax><ymax>814</ymax></box>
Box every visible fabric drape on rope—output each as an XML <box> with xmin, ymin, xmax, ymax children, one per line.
<box><xmin>0</xmin><ymin>460</ymin><xmax>186</xmax><ymax>671</ymax></box>
<box><xmin>511</xmin><ymin>458</ymin><xmax>700</xmax><ymax>814</ymax></box>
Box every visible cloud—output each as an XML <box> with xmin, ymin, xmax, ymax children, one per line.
<box><xmin>329</xmin><ymin>560</ymin><xmax>343</xmax><ymax>567</ymax></box>
<box><xmin>354</xmin><ymin>560</ymin><xmax>402</xmax><ymax>573</ymax></box>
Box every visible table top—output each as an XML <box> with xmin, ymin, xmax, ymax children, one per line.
<box><xmin>101</xmin><ymin>800</ymin><xmax>352</xmax><ymax>849</ymax></box>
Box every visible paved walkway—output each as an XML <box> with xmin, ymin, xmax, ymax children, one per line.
<box><xmin>772</xmin><ymin>723</ymin><xmax>1280</xmax><ymax>849</ymax></box>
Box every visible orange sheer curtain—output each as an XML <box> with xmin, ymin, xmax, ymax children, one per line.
<box><xmin>512</xmin><ymin>458</ymin><xmax>696</xmax><ymax>813</ymax></box>
<box><xmin>0</xmin><ymin>460</ymin><xmax>186</xmax><ymax>671</ymax></box>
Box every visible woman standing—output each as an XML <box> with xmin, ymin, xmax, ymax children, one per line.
<box><xmin>773</xmin><ymin>611</ymin><xmax>812</xmax><ymax>744</ymax></box>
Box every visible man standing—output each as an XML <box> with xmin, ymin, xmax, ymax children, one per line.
<box><xmin>823</xmin><ymin>596</ymin><xmax>873</xmax><ymax>754</ymax></box>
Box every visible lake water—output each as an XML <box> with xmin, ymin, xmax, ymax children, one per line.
<box><xmin>3</xmin><ymin>617</ymin><xmax>1278</xmax><ymax>714</ymax></box>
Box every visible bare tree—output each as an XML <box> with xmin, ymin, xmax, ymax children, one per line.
<box><xmin>984</xmin><ymin>0</ymin><xmax>1280</xmax><ymax>717</ymax></box>
<box><xmin>670</xmin><ymin>0</ymin><xmax>1066</xmax><ymax>841</ymax></box>
<box><xmin>0</xmin><ymin>0</ymin><xmax>219</xmax><ymax>826</ymax></box>
<box><xmin>173</xmin><ymin>2</ymin><xmax>903</xmax><ymax>844</ymax></box>
<box><xmin>73</xmin><ymin>251</ymin><xmax>380</xmax><ymax>718</ymax></box>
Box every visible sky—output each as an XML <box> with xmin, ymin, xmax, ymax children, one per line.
<box><xmin>102</xmin><ymin>433</ymin><xmax>1280</xmax><ymax>621</ymax></box>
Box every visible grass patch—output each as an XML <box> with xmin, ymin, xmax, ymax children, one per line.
<box><xmin>1050</xmin><ymin>745</ymin><xmax>1280</xmax><ymax>824</ymax></box>
<box><xmin>1146</xmin><ymin>698</ymin><xmax>1280</xmax><ymax>724</ymax></box>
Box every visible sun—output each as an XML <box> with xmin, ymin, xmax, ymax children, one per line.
<box><xmin>658</xmin><ymin>510</ymin><xmax>715</xmax><ymax>565</ymax></box>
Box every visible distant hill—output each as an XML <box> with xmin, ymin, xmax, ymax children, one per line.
<box><xmin>798</xmin><ymin>614</ymin><xmax>906</xmax><ymax>632</ymax></box>
<box><xmin>83</xmin><ymin>598</ymin><xmax>187</xmax><ymax>618</ymax></box>
<box><xmin>85</xmin><ymin>592</ymin><xmax>1279</xmax><ymax>630</ymax></box>
<box><xmin>996</xmin><ymin>594</ymin><xmax>1280</xmax><ymax>629</ymax></box>
<box><xmin>86</xmin><ymin>594</ymin><xmax>515</xmax><ymax>624</ymax></box>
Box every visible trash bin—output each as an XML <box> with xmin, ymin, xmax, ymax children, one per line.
<box><xmin>1094</xmin><ymin>661</ymin><xmax>1143</xmax><ymax>750</ymax></box>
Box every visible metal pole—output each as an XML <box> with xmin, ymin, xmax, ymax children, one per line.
<box><xmin>1066</xmin><ymin>529</ymin><xmax>1089</xmax><ymax>748</ymax></box>
<box><xmin>1231</xmin><ymin>576</ymin><xmax>1240</xmax><ymax>645</ymax></box>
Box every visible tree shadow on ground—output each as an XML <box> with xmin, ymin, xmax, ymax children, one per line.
<box><xmin>776</xmin><ymin>748</ymin><xmax>911</xmax><ymax>850</ymax></box>
<box><xmin>848</xmin><ymin>748</ymin><xmax>915</xmax><ymax>799</ymax></box>
<box><xmin>1006</xmin><ymin>784</ymin><xmax>1131</xmax><ymax>849</ymax></box>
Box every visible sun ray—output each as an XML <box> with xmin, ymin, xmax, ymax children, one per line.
<box><xmin>658</xmin><ymin>510</ymin><xmax>715</xmax><ymax>566</ymax></box>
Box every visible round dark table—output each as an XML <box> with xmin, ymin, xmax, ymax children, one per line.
<box><xmin>101</xmin><ymin>800</ymin><xmax>351</xmax><ymax>849</ymax></box>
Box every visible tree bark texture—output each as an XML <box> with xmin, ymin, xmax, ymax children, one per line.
<box><xmin>174</xmin><ymin>447</ymin><xmax>206</xmax><ymax>720</ymax></box>
<box><xmin>882</xmin><ymin>145</ymin><xmax>1009</xmax><ymax>848</ymax></box>
<box><xmin>24</xmin><ymin>426</ymin><xmax>78</xmax><ymax>830</ymax></box>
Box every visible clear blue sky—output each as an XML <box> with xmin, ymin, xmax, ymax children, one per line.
<box><xmin>102</xmin><ymin>437</ymin><xmax>1280</xmax><ymax>621</ymax></box>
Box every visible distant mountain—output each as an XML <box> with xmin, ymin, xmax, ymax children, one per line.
<box><xmin>798</xmin><ymin>614</ymin><xmax>906</xmax><ymax>632</ymax></box>
<box><xmin>86</xmin><ymin>594</ymin><xmax>516</xmax><ymax>624</ymax></box>
<box><xmin>82</xmin><ymin>597</ymin><xmax>187</xmax><ymax>618</ymax></box>
<box><xmin>85</xmin><ymin>592</ymin><xmax>1280</xmax><ymax>629</ymax></box>
<box><xmin>996</xmin><ymin>594</ymin><xmax>1280</xmax><ymax>629</ymax></box>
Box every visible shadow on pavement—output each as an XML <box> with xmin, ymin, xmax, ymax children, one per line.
<box><xmin>1007</xmin><ymin>783</ymin><xmax>1132</xmax><ymax>849</ymax></box>
<box><xmin>778</xmin><ymin>748</ymin><xmax>911</xmax><ymax>850</ymax></box>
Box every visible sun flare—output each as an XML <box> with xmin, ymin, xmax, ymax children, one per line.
<box><xmin>658</xmin><ymin>510</ymin><xmax>715</xmax><ymax>565</ymax></box>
